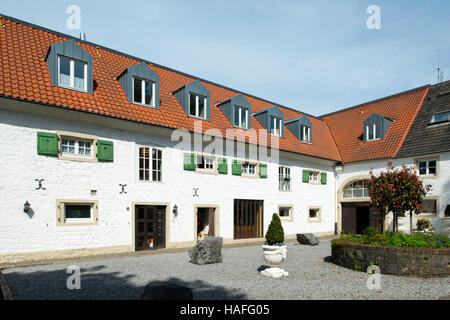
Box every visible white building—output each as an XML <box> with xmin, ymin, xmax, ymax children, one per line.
<box><xmin>0</xmin><ymin>16</ymin><xmax>448</xmax><ymax>265</ymax></box>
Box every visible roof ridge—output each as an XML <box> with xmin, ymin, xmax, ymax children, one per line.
<box><xmin>0</xmin><ymin>13</ymin><xmax>325</xmax><ymax>121</ymax></box>
<box><xmin>319</xmin><ymin>85</ymin><xmax>430</xmax><ymax>118</ymax></box>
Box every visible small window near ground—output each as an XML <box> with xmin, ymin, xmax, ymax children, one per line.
<box><xmin>308</xmin><ymin>207</ymin><xmax>321</xmax><ymax>223</ymax></box>
<box><xmin>420</xmin><ymin>199</ymin><xmax>438</xmax><ymax>215</ymax></box>
<box><xmin>57</xmin><ymin>200</ymin><xmax>98</xmax><ymax>226</ymax></box>
<box><xmin>189</xmin><ymin>93</ymin><xmax>207</xmax><ymax>119</ymax></box>
<box><xmin>279</xmin><ymin>206</ymin><xmax>292</xmax><ymax>220</ymax></box>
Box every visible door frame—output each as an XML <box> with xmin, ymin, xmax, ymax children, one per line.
<box><xmin>132</xmin><ymin>202</ymin><xmax>170</xmax><ymax>251</ymax></box>
<box><xmin>193</xmin><ymin>204</ymin><xmax>220</xmax><ymax>242</ymax></box>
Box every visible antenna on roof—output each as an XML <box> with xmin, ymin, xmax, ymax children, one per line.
<box><xmin>437</xmin><ymin>50</ymin><xmax>444</xmax><ymax>84</ymax></box>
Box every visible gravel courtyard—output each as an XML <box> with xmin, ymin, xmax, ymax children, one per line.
<box><xmin>3</xmin><ymin>240</ymin><xmax>449</xmax><ymax>300</ymax></box>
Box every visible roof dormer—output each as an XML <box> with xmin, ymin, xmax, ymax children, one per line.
<box><xmin>218</xmin><ymin>94</ymin><xmax>252</xmax><ymax>129</ymax></box>
<box><xmin>253</xmin><ymin>106</ymin><xmax>285</xmax><ymax>138</ymax></box>
<box><xmin>117</xmin><ymin>62</ymin><xmax>160</xmax><ymax>108</ymax></box>
<box><xmin>363</xmin><ymin>113</ymin><xmax>393</xmax><ymax>142</ymax></box>
<box><xmin>285</xmin><ymin>115</ymin><xmax>312</xmax><ymax>143</ymax></box>
<box><xmin>46</xmin><ymin>39</ymin><xmax>93</xmax><ymax>93</ymax></box>
<box><xmin>174</xmin><ymin>80</ymin><xmax>211</xmax><ymax>121</ymax></box>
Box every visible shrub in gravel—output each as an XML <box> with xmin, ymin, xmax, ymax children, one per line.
<box><xmin>265</xmin><ymin>213</ymin><xmax>285</xmax><ymax>246</ymax></box>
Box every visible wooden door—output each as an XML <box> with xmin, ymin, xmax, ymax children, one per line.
<box><xmin>135</xmin><ymin>205</ymin><xmax>166</xmax><ymax>251</ymax></box>
<box><xmin>234</xmin><ymin>199</ymin><xmax>264</xmax><ymax>239</ymax></box>
<box><xmin>342</xmin><ymin>203</ymin><xmax>357</xmax><ymax>235</ymax></box>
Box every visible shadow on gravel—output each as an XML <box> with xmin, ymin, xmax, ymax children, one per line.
<box><xmin>4</xmin><ymin>266</ymin><xmax>247</xmax><ymax>300</ymax></box>
<box><xmin>323</xmin><ymin>256</ymin><xmax>332</xmax><ymax>263</ymax></box>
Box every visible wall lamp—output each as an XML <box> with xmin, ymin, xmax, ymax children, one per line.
<box><xmin>24</xmin><ymin>201</ymin><xmax>31</xmax><ymax>213</ymax></box>
<box><xmin>173</xmin><ymin>205</ymin><xmax>178</xmax><ymax>215</ymax></box>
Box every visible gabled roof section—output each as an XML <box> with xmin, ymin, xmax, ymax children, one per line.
<box><xmin>0</xmin><ymin>15</ymin><xmax>342</xmax><ymax>162</ymax></box>
<box><xmin>396</xmin><ymin>80</ymin><xmax>450</xmax><ymax>158</ymax></box>
<box><xmin>322</xmin><ymin>86</ymin><xmax>429</xmax><ymax>163</ymax></box>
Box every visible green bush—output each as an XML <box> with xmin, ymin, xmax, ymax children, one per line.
<box><xmin>265</xmin><ymin>213</ymin><xmax>285</xmax><ymax>246</ymax></box>
<box><xmin>332</xmin><ymin>227</ymin><xmax>450</xmax><ymax>249</ymax></box>
<box><xmin>416</xmin><ymin>218</ymin><xmax>431</xmax><ymax>231</ymax></box>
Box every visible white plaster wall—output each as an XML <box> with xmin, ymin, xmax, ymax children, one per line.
<box><xmin>0</xmin><ymin>108</ymin><xmax>336</xmax><ymax>255</ymax></box>
<box><xmin>337</xmin><ymin>154</ymin><xmax>450</xmax><ymax>234</ymax></box>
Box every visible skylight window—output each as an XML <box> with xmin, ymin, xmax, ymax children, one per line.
<box><xmin>430</xmin><ymin>111</ymin><xmax>450</xmax><ymax>125</ymax></box>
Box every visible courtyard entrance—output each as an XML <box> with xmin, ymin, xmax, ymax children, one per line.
<box><xmin>341</xmin><ymin>202</ymin><xmax>384</xmax><ymax>234</ymax></box>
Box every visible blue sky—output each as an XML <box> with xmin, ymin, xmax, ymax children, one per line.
<box><xmin>1</xmin><ymin>0</ymin><xmax>449</xmax><ymax>116</ymax></box>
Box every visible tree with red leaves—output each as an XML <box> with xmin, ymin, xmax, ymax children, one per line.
<box><xmin>367</xmin><ymin>165</ymin><xmax>432</xmax><ymax>234</ymax></box>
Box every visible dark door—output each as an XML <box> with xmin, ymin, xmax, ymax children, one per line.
<box><xmin>342</xmin><ymin>203</ymin><xmax>357</xmax><ymax>234</ymax></box>
<box><xmin>234</xmin><ymin>199</ymin><xmax>264</xmax><ymax>239</ymax></box>
<box><xmin>356</xmin><ymin>206</ymin><xmax>370</xmax><ymax>234</ymax></box>
<box><xmin>135</xmin><ymin>205</ymin><xmax>166</xmax><ymax>251</ymax></box>
<box><xmin>342</xmin><ymin>202</ymin><xmax>384</xmax><ymax>235</ymax></box>
<box><xmin>369</xmin><ymin>206</ymin><xmax>384</xmax><ymax>234</ymax></box>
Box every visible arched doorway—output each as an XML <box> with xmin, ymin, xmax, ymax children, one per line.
<box><xmin>338</xmin><ymin>177</ymin><xmax>384</xmax><ymax>234</ymax></box>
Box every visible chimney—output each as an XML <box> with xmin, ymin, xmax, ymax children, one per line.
<box><xmin>80</xmin><ymin>32</ymin><xmax>87</xmax><ymax>41</ymax></box>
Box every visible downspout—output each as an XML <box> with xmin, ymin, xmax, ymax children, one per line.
<box><xmin>334</xmin><ymin>162</ymin><xmax>343</xmax><ymax>235</ymax></box>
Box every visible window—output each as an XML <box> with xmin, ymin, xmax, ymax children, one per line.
<box><xmin>271</xmin><ymin>117</ymin><xmax>282</xmax><ymax>137</ymax></box>
<box><xmin>61</xmin><ymin>138</ymin><xmax>92</xmax><ymax>157</ymax></box>
<box><xmin>417</xmin><ymin>160</ymin><xmax>437</xmax><ymax>176</ymax></box>
<box><xmin>365</xmin><ymin>123</ymin><xmax>381</xmax><ymax>141</ymax></box>
<box><xmin>234</xmin><ymin>106</ymin><xmax>248</xmax><ymax>129</ymax></box>
<box><xmin>343</xmin><ymin>180</ymin><xmax>370</xmax><ymax>198</ymax></box>
<box><xmin>309</xmin><ymin>171</ymin><xmax>320</xmax><ymax>183</ymax></box>
<box><xmin>242</xmin><ymin>162</ymin><xmax>257</xmax><ymax>175</ymax></box>
<box><xmin>308</xmin><ymin>207</ymin><xmax>321</xmax><ymax>223</ymax></box>
<box><xmin>300</xmin><ymin>125</ymin><xmax>311</xmax><ymax>142</ymax></box>
<box><xmin>58</xmin><ymin>56</ymin><xmax>87</xmax><ymax>91</ymax></box>
<box><xmin>279</xmin><ymin>166</ymin><xmax>291</xmax><ymax>191</ymax></box>
<box><xmin>133</xmin><ymin>77</ymin><xmax>155</xmax><ymax>107</ymax></box>
<box><xmin>445</xmin><ymin>205</ymin><xmax>450</xmax><ymax>217</ymax></box>
<box><xmin>189</xmin><ymin>93</ymin><xmax>207</xmax><ymax>119</ymax></box>
<box><xmin>420</xmin><ymin>199</ymin><xmax>438</xmax><ymax>215</ymax></box>
<box><xmin>197</xmin><ymin>155</ymin><xmax>216</xmax><ymax>171</ymax></box>
<box><xmin>139</xmin><ymin>147</ymin><xmax>162</xmax><ymax>182</ymax></box>
<box><xmin>430</xmin><ymin>111</ymin><xmax>450</xmax><ymax>125</ymax></box>
<box><xmin>279</xmin><ymin>206</ymin><xmax>293</xmax><ymax>221</ymax></box>
<box><xmin>57</xmin><ymin>200</ymin><xmax>98</xmax><ymax>226</ymax></box>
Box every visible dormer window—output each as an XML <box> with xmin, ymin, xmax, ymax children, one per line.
<box><xmin>133</xmin><ymin>77</ymin><xmax>155</xmax><ymax>107</ymax></box>
<box><xmin>189</xmin><ymin>93</ymin><xmax>207</xmax><ymax>119</ymax></box>
<box><xmin>58</xmin><ymin>56</ymin><xmax>87</xmax><ymax>91</ymax></box>
<box><xmin>300</xmin><ymin>125</ymin><xmax>311</xmax><ymax>142</ymax></box>
<box><xmin>430</xmin><ymin>111</ymin><xmax>450</xmax><ymax>125</ymax></box>
<box><xmin>234</xmin><ymin>106</ymin><xmax>248</xmax><ymax>129</ymax></box>
<box><xmin>271</xmin><ymin>117</ymin><xmax>282</xmax><ymax>137</ymax></box>
<box><xmin>365</xmin><ymin>123</ymin><xmax>382</xmax><ymax>141</ymax></box>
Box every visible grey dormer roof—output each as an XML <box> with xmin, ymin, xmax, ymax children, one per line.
<box><xmin>117</xmin><ymin>62</ymin><xmax>161</xmax><ymax>108</ymax></box>
<box><xmin>46</xmin><ymin>39</ymin><xmax>94</xmax><ymax>93</ymax></box>
<box><xmin>218</xmin><ymin>94</ymin><xmax>251</xmax><ymax>129</ymax></box>
<box><xmin>363</xmin><ymin>113</ymin><xmax>393</xmax><ymax>142</ymax></box>
<box><xmin>253</xmin><ymin>105</ymin><xmax>285</xmax><ymax>137</ymax></box>
<box><xmin>173</xmin><ymin>80</ymin><xmax>211</xmax><ymax>121</ymax></box>
<box><xmin>285</xmin><ymin>115</ymin><xmax>312</xmax><ymax>143</ymax></box>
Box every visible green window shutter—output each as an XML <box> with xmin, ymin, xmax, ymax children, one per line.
<box><xmin>37</xmin><ymin>132</ymin><xmax>59</xmax><ymax>157</ymax></box>
<box><xmin>183</xmin><ymin>153</ymin><xmax>196</xmax><ymax>171</ymax></box>
<box><xmin>259</xmin><ymin>163</ymin><xmax>267</xmax><ymax>178</ymax></box>
<box><xmin>321</xmin><ymin>172</ymin><xmax>327</xmax><ymax>185</ymax></box>
<box><xmin>232</xmin><ymin>160</ymin><xmax>242</xmax><ymax>176</ymax></box>
<box><xmin>97</xmin><ymin>140</ymin><xmax>114</xmax><ymax>162</ymax></box>
<box><xmin>218</xmin><ymin>157</ymin><xmax>228</xmax><ymax>174</ymax></box>
<box><xmin>302</xmin><ymin>170</ymin><xmax>310</xmax><ymax>183</ymax></box>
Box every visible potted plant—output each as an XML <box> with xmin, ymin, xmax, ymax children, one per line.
<box><xmin>416</xmin><ymin>218</ymin><xmax>432</xmax><ymax>233</ymax></box>
<box><xmin>261</xmin><ymin>213</ymin><xmax>289</xmax><ymax>278</ymax></box>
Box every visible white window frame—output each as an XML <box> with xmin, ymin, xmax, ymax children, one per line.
<box><xmin>196</xmin><ymin>154</ymin><xmax>217</xmax><ymax>173</ymax></box>
<box><xmin>309</xmin><ymin>170</ymin><xmax>320</xmax><ymax>183</ymax></box>
<box><xmin>366</xmin><ymin>123</ymin><xmax>381</xmax><ymax>142</ymax></box>
<box><xmin>61</xmin><ymin>137</ymin><xmax>93</xmax><ymax>158</ymax></box>
<box><xmin>56</xmin><ymin>200</ymin><xmax>99</xmax><ymax>226</ymax></box>
<box><xmin>234</xmin><ymin>105</ymin><xmax>249</xmax><ymax>129</ymax></box>
<box><xmin>278</xmin><ymin>205</ymin><xmax>293</xmax><ymax>222</ymax></box>
<box><xmin>138</xmin><ymin>146</ymin><xmax>163</xmax><ymax>182</ymax></box>
<box><xmin>189</xmin><ymin>93</ymin><xmax>207</xmax><ymax>119</ymax></box>
<box><xmin>308</xmin><ymin>206</ymin><xmax>322</xmax><ymax>223</ymax></box>
<box><xmin>430</xmin><ymin>111</ymin><xmax>450</xmax><ymax>125</ymax></box>
<box><xmin>279</xmin><ymin>166</ymin><xmax>291</xmax><ymax>192</ymax></box>
<box><xmin>242</xmin><ymin>161</ymin><xmax>257</xmax><ymax>176</ymax></box>
<box><xmin>271</xmin><ymin>117</ymin><xmax>282</xmax><ymax>137</ymax></box>
<box><xmin>416</xmin><ymin>159</ymin><xmax>438</xmax><ymax>177</ymax></box>
<box><xmin>58</xmin><ymin>56</ymin><xmax>87</xmax><ymax>92</ymax></box>
<box><xmin>133</xmin><ymin>77</ymin><xmax>156</xmax><ymax>107</ymax></box>
<box><xmin>300</xmin><ymin>125</ymin><xmax>311</xmax><ymax>142</ymax></box>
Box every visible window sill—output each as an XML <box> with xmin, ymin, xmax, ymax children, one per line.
<box><xmin>56</xmin><ymin>84</ymin><xmax>89</xmax><ymax>94</ymax></box>
<box><xmin>188</xmin><ymin>115</ymin><xmax>208</xmax><ymax>121</ymax></box>
<box><xmin>57</xmin><ymin>221</ymin><xmax>99</xmax><ymax>227</ymax></box>
<box><xmin>195</xmin><ymin>169</ymin><xmax>219</xmax><ymax>175</ymax></box>
<box><xmin>132</xmin><ymin>101</ymin><xmax>157</xmax><ymax>109</ymax></box>
<box><xmin>241</xmin><ymin>173</ymin><xmax>259</xmax><ymax>179</ymax></box>
<box><xmin>59</xmin><ymin>154</ymin><xmax>97</xmax><ymax>163</ymax></box>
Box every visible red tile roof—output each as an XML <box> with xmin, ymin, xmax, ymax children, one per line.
<box><xmin>0</xmin><ymin>16</ymin><xmax>430</xmax><ymax>164</ymax></box>
<box><xmin>322</xmin><ymin>86</ymin><xmax>429</xmax><ymax>163</ymax></box>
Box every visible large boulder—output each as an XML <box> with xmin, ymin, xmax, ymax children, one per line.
<box><xmin>189</xmin><ymin>237</ymin><xmax>223</xmax><ymax>265</ymax></box>
<box><xmin>297</xmin><ymin>233</ymin><xmax>320</xmax><ymax>246</ymax></box>
<box><xmin>140</xmin><ymin>281</ymin><xmax>193</xmax><ymax>300</ymax></box>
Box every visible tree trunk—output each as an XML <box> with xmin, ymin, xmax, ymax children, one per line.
<box><xmin>409</xmin><ymin>213</ymin><xmax>413</xmax><ymax>235</ymax></box>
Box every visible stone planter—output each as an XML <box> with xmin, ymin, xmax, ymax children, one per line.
<box><xmin>261</xmin><ymin>245</ymin><xmax>289</xmax><ymax>278</ymax></box>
